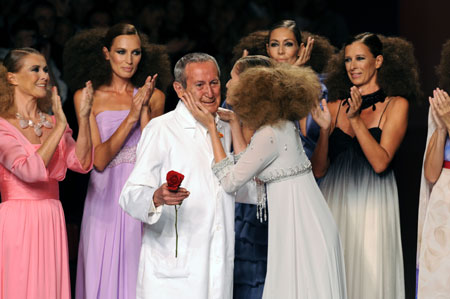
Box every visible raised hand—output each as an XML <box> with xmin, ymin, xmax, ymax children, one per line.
<box><xmin>141</xmin><ymin>74</ymin><xmax>158</xmax><ymax>107</ymax></box>
<box><xmin>51</xmin><ymin>86</ymin><xmax>67</xmax><ymax>128</ymax></box>
<box><xmin>78</xmin><ymin>81</ymin><xmax>94</xmax><ymax>119</ymax></box>
<box><xmin>430</xmin><ymin>88</ymin><xmax>450</xmax><ymax>130</ymax></box>
<box><xmin>181</xmin><ymin>91</ymin><xmax>215</xmax><ymax>130</ymax></box>
<box><xmin>346</xmin><ymin>86</ymin><xmax>363</xmax><ymax>119</ymax></box>
<box><xmin>128</xmin><ymin>75</ymin><xmax>158</xmax><ymax>122</ymax></box>
<box><xmin>242</xmin><ymin>49</ymin><xmax>249</xmax><ymax>58</ymax></box>
<box><xmin>217</xmin><ymin>108</ymin><xmax>238</xmax><ymax>123</ymax></box>
<box><xmin>294</xmin><ymin>36</ymin><xmax>314</xmax><ymax>67</ymax></box>
<box><xmin>311</xmin><ymin>99</ymin><xmax>331</xmax><ymax>131</ymax></box>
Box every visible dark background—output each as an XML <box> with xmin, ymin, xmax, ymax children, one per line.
<box><xmin>1</xmin><ymin>0</ymin><xmax>449</xmax><ymax>298</ymax></box>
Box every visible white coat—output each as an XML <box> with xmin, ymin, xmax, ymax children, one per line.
<box><xmin>119</xmin><ymin>101</ymin><xmax>254</xmax><ymax>299</ymax></box>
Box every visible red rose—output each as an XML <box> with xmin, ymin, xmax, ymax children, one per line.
<box><xmin>166</xmin><ymin>170</ymin><xmax>185</xmax><ymax>192</ymax></box>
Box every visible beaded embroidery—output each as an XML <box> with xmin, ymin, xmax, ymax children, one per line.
<box><xmin>212</xmin><ymin>156</ymin><xmax>234</xmax><ymax>180</ymax></box>
<box><xmin>107</xmin><ymin>145</ymin><xmax>137</xmax><ymax>168</ymax></box>
<box><xmin>258</xmin><ymin>160</ymin><xmax>312</xmax><ymax>183</ymax></box>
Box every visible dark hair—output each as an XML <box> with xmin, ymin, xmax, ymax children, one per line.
<box><xmin>325</xmin><ymin>34</ymin><xmax>422</xmax><ymax>103</ymax></box>
<box><xmin>102</xmin><ymin>23</ymin><xmax>138</xmax><ymax>50</ymax></box>
<box><xmin>267</xmin><ymin>20</ymin><xmax>302</xmax><ymax>46</ymax></box>
<box><xmin>231</xmin><ymin>30</ymin><xmax>269</xmax><ymax>65</ymax></box>
<box><xmin>345</xmin><ymin>32</ymin><xmax>383</xmax><ymax>58</ymax></box>
<box><xmin>301</xmin><ymin>31</ymin><xmax>336</xmax><ymax>74</ymax></box>
<box><xmin>437</xmin><ymin>39</ymin><xmax>450</xmax><ymax>91</ymax></box>
<box><xmin>234</xmin><ymin>55</ymin><xmax>274</xmax><ymax>74</ymax></box>
<box><xmin>63</xmin><ymin>24</ymin><xmax>172</xmax><ymax>92</ymax></box>
<box><xmin>1</xmin><ymin>48</ymin><xmax>51</xmax><ymax>113</ymax></box>
<box><xmin>233</xmin><ymin>29</ymin><xmax>335</xmax><ymax>74</ymax></box>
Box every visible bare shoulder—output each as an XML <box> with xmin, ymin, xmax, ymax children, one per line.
<box><xmin>327</xmin><ymin>100</ymin><xmax>342</xmax><ymax>116</ymax></box>
<box><xmin>387</xmin><ymin>96</ymin><xmax>409</xmax><ymax>114</ymax></box>
<box><xmin>150</xmin><ymin>88</ymin><xmax>165</xmax><ymax>102</ymax></box>
<box><xmin>90</xmin><ymin>88</ymin><xmax>114</xmax><ymax>115</ymax></box>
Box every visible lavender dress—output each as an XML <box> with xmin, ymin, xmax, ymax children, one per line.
<box><xmin>76</xmin><ymin>110</ymin><xmax>142</xmax><ymax>299</ymax></box>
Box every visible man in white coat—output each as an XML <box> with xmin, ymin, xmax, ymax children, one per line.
<box><xmin>119</xmin><ymin>53</ymin><xmax>253</xmax><ymax>299</ymax></box>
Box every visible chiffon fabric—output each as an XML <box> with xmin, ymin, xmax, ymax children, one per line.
<box><xmin>319</xmin><ymin>106</ymin><xmax>405</xmax><ymax>299</ymax></box>
<box><xmin>0</xmin><ymin>117</ymin><xmax>91</xmax><ymax>299</ymax></box>
<box><xmin>76</xmin><ymin>110</ymin><xmax>142</xmax><ymax>299</ymax></box>
<box><xmin>221</xmin><ymin>102</ymin><xmax>268</xmax><ymax>299</ymax></box>
<box><xmin>417</xmin><ymin>108</ymin><xmax>450</xmax><ymax>298</ymax></box>
<box><xmin>229</xmin><ymin>77</ymin><xmax>328</xmax><ymax>299</ymax></box>
<box><xmin>213</xmin><ymin>121</ymin><xmax>347</xmax><ymax>299</ymax></box>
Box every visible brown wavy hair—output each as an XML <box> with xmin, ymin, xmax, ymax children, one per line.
<box><xmin>234</xmin><ymin>55</ymin><xmax>275</xmax><ymax>74</ymax></box>
<box><xmin>231</xmin><ymin>30</ymin><xmax>269</xmax><ymax>65</ymax></box>
<box><xmin>231</xmin><ymin>29</ymin><xmax>335</xmax><ymax>74</ymax></box>
<box><xmin>325</xmin><ymin>33</ymin><xmax>422</xmax><ymax>102</ymax></box>
<box><xmin>0</xmin><ymin>48</ymin><xmax>51</xmax><ymax>114</ymax></box>
<box><xmin>63</xmin><ymin>23</ymin><xmax>172</xmax><ymax>93</ymax></box>
<box><xmin>437</xmin><ymin>39</ymin><xmax>450</xmax><ymax>91</ymax></box>
<box><xmin>229</xmin><ymin>64</ymin><xmax>320</xmax><ymax>130</ymax></box>
<box><xmin>301</xmin><ymin>31</ymin><xmax>336</xmax><ymax>74</ymax></box>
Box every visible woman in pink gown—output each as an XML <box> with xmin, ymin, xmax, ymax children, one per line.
<box><xmin>0</xmin><ymin>47</ymin><xmax>93</xmax><ymax>299</ymax></box>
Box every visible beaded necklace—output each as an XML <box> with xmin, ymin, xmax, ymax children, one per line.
<box><xmin>15</xmin><ymin>111</ymin><xmax>53</xmax><ymax>137</ymax></box>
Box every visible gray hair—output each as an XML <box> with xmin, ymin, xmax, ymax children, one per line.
<box><xmin>173</xmin><ymin>53</ymin><xmax>221</xmax><ymax>88</ymax></box>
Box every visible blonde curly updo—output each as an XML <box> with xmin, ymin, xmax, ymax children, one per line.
<box><xmin>229</xmin><ymin>64</ymin><xmax>320</xmax><ymax>130</ymax></box>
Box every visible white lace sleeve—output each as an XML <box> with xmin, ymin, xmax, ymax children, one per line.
<box><xmin>212</xmin><ymin>126</ymin><xmax>279</xmax><ymax>193</ymax></box>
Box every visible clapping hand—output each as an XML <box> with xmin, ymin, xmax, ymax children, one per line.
<box><xmin>346</xmin><ymin>86</ymin><xmax>363</xmax><ymax>119</ymax></box>
<box><xmin>51</xmin><ymin>86</ymin><xmax>67</xmax><ymax>129</ymax></box>
<box><xmin>78</xmin><ymin>81</ymin><xmax>94</xmax><ymax>119</ymax></box>
<box><xmin>294</xmin><ymin>36</ymin><xmax>314</xmax><ymax>67</ymax></box>
<box><xmin>181</xmin><ymin>91</ymin><xmax>216</xmax><ymax>130</ymax></box>
<box><xmin>311</xmin><ymin>99</ymin><xmax>331</xmax><ymax>131</ymax></box>
<box><xmin>429</xmin><ymin>88</ymin><xmax>450</xmax><ymax>130</ymax></box>
<box><xmin>129</xmin><ymin>75</ymin><xmax>158</xmax><ymax>122</ymax></box>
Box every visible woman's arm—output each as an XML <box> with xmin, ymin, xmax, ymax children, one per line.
<box><xmin>217</xmin><ymin>108</ymin><xmax>249</xmax><ymax>153</ymax></box>
<box><xmin>72</xmin><ymin>81</ymin><xmax>93</xmax><ymax>170</ymax></box>
<box><xmin>180</xmin><ymin>92</ymin><xmax>227</xmax><ymax>163</ymax></box>
<box><xmin>181</xmin><ymin>92</ymin><xmax>279</xmax><ymax>192</ymax></box>
<box><xmin>37</xmin><ymin>87</ymin><xmax>68</xmax><ymax>167</ymax></box>
<box><xmin>310</xmin><ymin>99</ymin><xmax>332</xmax><ymax>178</ymax></box>
<box><xmin>140</xmin><ymin>88</ymin><xmax>165</xmax><ymax>130</ymax></box>
<box><xmin>75</xmin><ymin>77</ymin><xmax>155</xmax><ymax>171</ymax></box>
<box><xmin>424</xmin><ymin>89</ymin><xmax>450</xmax><ymax>183</ymax></box>
<box><xmin>348</xmin><ymin>87</ymin><xmax>408</xmax><ymax>173</ymax></box>
<box><xmin>424</xmin><ymin>128</ymin><xmax>446</xmax><ymax>183</ymax></box>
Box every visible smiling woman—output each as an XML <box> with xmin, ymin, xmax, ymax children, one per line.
<box><xmin>0</xmin><ymin>47</ymin><xmax>93</xmax><ymax>299</ymax></box>
<box><xmin>310</xmin><ymin>33</ymin><xmax>421</xmax><ymax>299</ymax></box>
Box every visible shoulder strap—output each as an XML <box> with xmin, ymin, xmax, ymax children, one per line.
<box><xmin>378</xmin><ymin>97</ymin><xmax>392</xmax><ymax>128</ymax></box>
<box><xmin>335</xmin><ymin>100</ymin><xmax>343</xmax><ymax>128</ymax></box>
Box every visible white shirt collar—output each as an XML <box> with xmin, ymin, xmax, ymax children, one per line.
<box><xmin>175</xmin><ymin>100</ymin><xmax>221</xmax><ymax>132</ymax></box>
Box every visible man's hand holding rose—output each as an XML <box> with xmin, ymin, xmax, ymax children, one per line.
<box><xmin>153</xmin><ymin>184</ymin><xmax>189</xmax><ymax>207</ymax></box>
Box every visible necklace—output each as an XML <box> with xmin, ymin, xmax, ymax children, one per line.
<box><xmin>15</xmin><ymin>111</ymin><xmax>53</xmax><ymax>137</ymax></box>
<box><xmin>360</xmin><ymin>89</ymin><xmax>386</xmax><ymax>111</ymax></box>
<box><xmin>342</xmin><ymin>89</ymin><xmax>386</xmax><ymax>113</ymax></box>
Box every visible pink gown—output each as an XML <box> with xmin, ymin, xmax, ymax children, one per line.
<box><xmin>0</xmin><ymin>117</ymin><xmax>92</xmax><ymax>299</ymax></box>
